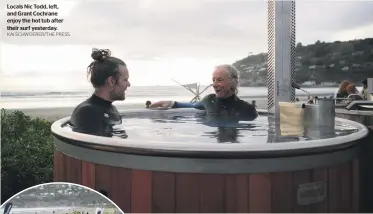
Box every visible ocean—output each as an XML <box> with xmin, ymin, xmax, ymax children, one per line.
<box><xmin>0</xmin><ymin>86</ymin><xmax>353</xmax><ymax>109</ymax></box>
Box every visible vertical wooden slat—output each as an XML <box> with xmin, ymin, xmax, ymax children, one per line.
<box><xmin>199</xmin><ymin>174</ymin><xmax>225</xmax><ymax>213</ymax></box>
<box><xmin>95</xmin><ymin>164</ymin><xmax>112</xmax><ymax>198</ymax></box>
<box><xmin>293</xmin><ymin>170</ymin><xmax>312</xmax><ymax>212</ymax></box>
<box><xmin>81</xmin><ymin>161</ymin><xmax>95</xmax><ymax>189</ymax></box>
<box><xmin>340</xmin><ymin>163</ymin><xmax>352</xmax><ymax>212</ymax></box>
<box><xmin>64</xmin><ymin>155</ymin><xmax>82</xmax><ymax>183</ymax></box>
<box><xmin>360</xmin><ymin>128</ymin><xmax>373</xmax><ymax>213</ymax></box>
<box><xmin>110</xmin><ymin>167</ymin><xmax>131</xmax><ymax>213</ymax></box>
<box><xmin>175</xmin><ymin>173</ymin><xmax>200</xmax><ymax>213</ymax></box>
<box><xmin>352</xmin><ymin>159</ymin><xmax>360</xmax><ymax>213</ymax></box>
<box><xmin>131</xmin><ymin>169</ymin><xmax>152</xmax><ymax>213</ymax></box>
<box><xmin>152</xmin><ymin>171</ymin><xmax>175</xmax><ymax>213</ymax></box>
<box><xmin>271</xmin><ymin>172</ymin><xmax>294</xmax><ymax>212</ymax></box>
<box><xmin>225</xmin><ymin>174</ymin><xmax>249</xmax><ymax>212</ymax></box>
<box><xmin>53</xmin><ymin>151</ymin><xmax>65</xmax><ymax>181</ymax></box>
<box><xmin>249</xmin><ymin>173</ymin><xmax>272</xmax><ymax>213</ymax></box>
<box><xmin>328</xmin><ymin>164</ymin><xmax>343</xmax><ymax>212</ymax></box>
<box><xmin>310</xmin><ymin>167</ymin><xmax>328</xmax><ymax>212</ymax></box>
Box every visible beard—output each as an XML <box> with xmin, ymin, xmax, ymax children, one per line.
<box><xmin>109</xmin><ymin>90</ymin><xmax>125</xmax><ymax>101</ymax></box>
<box><xmin>215</xmin><ymin>88</ymin><xmax>234</xmax><ymax>98</ymax></box>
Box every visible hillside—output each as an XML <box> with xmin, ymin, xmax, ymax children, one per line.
<box><xmin>233</xmin><ymin>38</ymin><xmax>373</xmax><ymax>87</ymax></box>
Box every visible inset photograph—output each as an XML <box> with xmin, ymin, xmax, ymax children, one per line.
<box><xmin>0</xmin><ymin>182</ymin><xmax>123</xmax><ymax>214</ymax></box>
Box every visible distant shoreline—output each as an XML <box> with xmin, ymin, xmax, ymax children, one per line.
<box><xmin>0</xmin><ymin>85</ymin><xmax>342</xmax><ymax>93</ymax></box>
<box><xmin>239</xmin><ymin>84</ymin><xmax>345</xmax><ymax>88</ymax></box>
<box><xmin>2</xmin><ymin>96</ymin><xmax>316</xmax><ymax>122</ymax></box>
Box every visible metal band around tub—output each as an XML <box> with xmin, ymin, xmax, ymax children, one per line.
<box><xmin>54</xmin><ymin>136</ymin><xmax>361</xmax><ymax>174</ymax></box>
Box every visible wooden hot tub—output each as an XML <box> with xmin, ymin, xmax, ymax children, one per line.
<box><xmin>335</xmin><ymin>108</ymin><xmax>373</xmax><ymax>212</ymax></box>
<box><xmin>51</xmin><ymin>109</ymin><xmax>368</xmax><ymax>213</ymax></box>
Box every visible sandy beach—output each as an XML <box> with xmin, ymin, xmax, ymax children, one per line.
<box><xmin>7</xmin><ymin>103</ymin><xmax>145</xmax><ymax>121</ymax></box>
<box><xmin>8</xmin><ymin>98</ymin><xmax>270</xmax><ymax>122</ymax></box>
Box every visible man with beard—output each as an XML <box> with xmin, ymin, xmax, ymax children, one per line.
<box><xmin>69</xmin><ymin>48</ymin><xmax>131</xmax><ymax>137</ymax></box>
<box><xmin>149</xmin><ymin>64</ymin><xmax>258</xmax><ymax>121</ymax></box>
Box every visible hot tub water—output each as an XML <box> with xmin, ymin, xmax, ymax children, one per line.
<box><xmin>64</xmin><ymin>111</ymin><xmax>358</xmax><ymax>143</ymax></box>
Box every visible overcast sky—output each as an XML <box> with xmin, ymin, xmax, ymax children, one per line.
<box><xmin>1</xmin><ymin>0</ymin><xmax>373</xmax><ymax>91</ymax></box>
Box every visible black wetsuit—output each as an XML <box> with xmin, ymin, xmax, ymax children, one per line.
<box><xmin>173</xmin><ymin>93</ymin><xmax>258</xmax><ymax>121</ymax></box>
<box><xmin>69</xmin><ymin>94</ymin><xmax>126</xmax><ymax>137</ymax></box>
<box><xmin>203</xmin><ymin>94</ymin><xmax>258</xmax><ymax>120</ymax></box>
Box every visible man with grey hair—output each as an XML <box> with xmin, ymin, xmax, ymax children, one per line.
<box><xmin>149</xmin><ymin>64</ymin><xmax>258</xmax><ymax>121</ymax></box>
